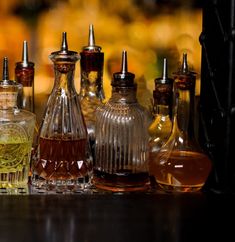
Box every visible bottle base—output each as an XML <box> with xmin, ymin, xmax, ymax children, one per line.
<box><xmin>157</xmin><ymin>181</ymin><xmax>204</xmax><ymax>193</ymax></box>
<box><xmin>31</xmin><ymin>175</ymin><xmax>92</xmax><ymax>194</ymax></box>
<box><xmin>0</xmin><ymin>185</ymin><xmax>29</xmax><ymax>194</ymax></box>
<box><xmin>92</xmin><ymin>170</ymin><xmax>150</xmax><ymax>193</ymax></box>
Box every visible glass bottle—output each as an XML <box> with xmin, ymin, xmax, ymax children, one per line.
<box><xmin>15</xmin><ymin>40</ymin><xmax>35</xmax><ymax>113</ymax></box>
<box><xmin>148</xmin><ymin>58</ymin><xmax>173</xmax><ymax>184</ymax></box>
<box><xmin>0</xmin><ymin>57</ymin><xmax>36</xmax><ymax>193</ymax></box>
<box><xmin>151</xmin><ymin>53</ymin><xmax>212</xmax><ymax>192</ymax></box>
<box><xmin>15</xmin><ymin>40</ymin><xmax>38</xmax><ymax>176</ymax></box>
<box><xmin>32</xmin><ymin>32</ymin><xmax>92</xmax><ymax>192</ymax></box>
<box><xmin>93</xmin><ymin>50</ymin><xmax>151</xmax><ymax>192</ymax></box>
<box><xmin>80</xmin><ymin>24</ymin><xmax>105</xmax><ymax>159</ymax></box>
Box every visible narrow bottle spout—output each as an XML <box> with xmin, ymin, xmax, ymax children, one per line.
<box><xmin>2</xmin><ymin>57</ymin><xmax>9</xmax><ymax>81</ymax></box>
<box><xmin>121</xmin><ymin>50</ymin><xmax>128</xmax><ymax>74</ymax></box>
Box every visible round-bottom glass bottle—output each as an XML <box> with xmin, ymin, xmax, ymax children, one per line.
<box><xmin>151</xmin><ymin>54</ymin><xmax>212</xmax><ymax>192</ymax></box>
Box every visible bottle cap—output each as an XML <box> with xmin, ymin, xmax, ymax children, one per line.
<box><xmin>112</xmin><ymin>50</ymin><xmax>136</xmax><ymax>87</ymax></box>
<box><xmin>82</xmin><ymin>24</ymin><xmax>102</xmax><ymax>52</ymax></box>
<box><xmin>50</xmin><ymin>32</ymin><xmax>80</xmax><ymax>62</ymax></box>
<box><xmin>15</xmin><ymin>41</ymin><xmax>34</xmax><ymax>68</ymax></box>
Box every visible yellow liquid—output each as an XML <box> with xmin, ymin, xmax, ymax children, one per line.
<box><xmin>0</xmin><ymin>141</ymin><xmax>31</xmax><ymax>188</ymax></box>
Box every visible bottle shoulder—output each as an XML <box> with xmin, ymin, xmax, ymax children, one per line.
<box><xmin>0</xmin><ymin>108</ymin><xmax>36</xmax><ymax>122</ymax></box>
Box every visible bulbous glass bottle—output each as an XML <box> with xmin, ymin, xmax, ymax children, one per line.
<box><xmin>0</xmin><ymin>57</ymin><xmax>36</xmax><ymax>193</ymax></box>
<box><xmin>148</xmin><ymin>58</ymin><xmax>173</xmax><ymax>185</ymax></box>
<box><xmin>32</xmin><ymin>32</ymin><xmax>92</xmax><ymax>192</ymax></box>
<box><xmin>93</xmin><ymin>50</ymin><xmax>151</xmax><ymax>192</ymax></box>
<box><xmin>151</xmin><ymin>53</ymin><xmax>212</xmax><ymax>192</ymax></box>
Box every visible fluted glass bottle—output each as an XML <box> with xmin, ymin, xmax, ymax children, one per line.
<box><xmin>0</xmin><ymin>57</ymin><xmax>35</xmax><ymax>193</ymax></box>
<box><xmin>148</xmin><ymin>58</ymin><xmax>173</xmax><ymax>184</ymax></box>
<box><xmin>151</xmin><ymin>53</ymin><xmax>212</xmax><ymax>192</ymax></box>
<box><xmin>93</xmin><ymin>50</ymin><xmax>151</xmax><ymax>192</ymax></box>
<box><xmin>32</xmin><ymin>32</ymin><xmax>92</xmax><ymax>192</ymax></box>
<box><xmin>80</xmin><ymin>24</ymin><xmax>104</xmax><ymax>159</ymax></box>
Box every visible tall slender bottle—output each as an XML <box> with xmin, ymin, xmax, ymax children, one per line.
<box><xmin>93</xmin><ymin>50</ymin><xmax>151</xmax><ymax>192</ymax></box>
<box><xmin>0</xmin><ymin>57</ymin><xmax>36</xmax><ymax>192</ymax></box>
<box><xmin>32</xmin><ymin>32</ymin><xmax>92</xmax><ymax>192</ymax></box>
<box><xmin>80</xmin><ymin>24</ymin><xmax>105</xmax><ymax>159</ymax></box>
<box><xmin>150</xmin><ymin>53</ymin><xmax>212</xmax><ymax>192</ymax></box>
<box><xmin>15</xmin><ymin>41</ymin><xmax>38</xmax><ymax>178</ymax></box>
<box><xmin>148</xmin><ymin>58</ymin><xmax>173</xmax><ymax>185</ymax></box>
<box><xmin>15</xmin><ymin>40</ymin><xmax>35</xmax><ymax>113</ymax></box>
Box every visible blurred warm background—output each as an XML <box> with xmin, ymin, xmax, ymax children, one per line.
<box><xmin>0</xmin><ymin>0</ymin><xmax>203</xmax><ymax>123</ymax></box>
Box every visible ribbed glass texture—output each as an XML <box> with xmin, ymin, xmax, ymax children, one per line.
<box><xmin>94</xmin><ymin>88</ymin><xmax>150</xmax><ymax>191</ymax></box>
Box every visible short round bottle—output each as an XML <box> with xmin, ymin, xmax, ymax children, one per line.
<box><xmin>93</xmin><ymin>50</ymin><xmax>151</xmax><ymax>192</ymax></box>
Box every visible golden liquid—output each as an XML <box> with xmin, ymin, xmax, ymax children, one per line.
<box><xmin>150</xmin><ymin>150</ymin><xmax>212</xmax><ymax>192</ymax></box>
<box><xmin>0</xmin><ymin>141</ymin><xmax>31</xmax><ymax>188</ymax></box>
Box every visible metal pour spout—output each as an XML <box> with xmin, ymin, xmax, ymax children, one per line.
<box><xmin>121</xmin><ymin>50</ymin><xmax>128</xmax><ymax>74</ymax></box>
<box><xmin>61</xmin><ymin>32</ymin><xmax>68</xmax><ymax>52</ymax></box>
<box><xmin>182</xmin><ymin>53</ymin><xmax>188</xmax><ymax>74</ymax></box>
<box><xmin>88</xmin><ymin>24</ymin><xmax>95</xmax><ymax>47</ymax></box>
<box><xmin>3</xmin><ymin>57</ymin><xmax>9</xmax><ymax>81</ymax></box>
<box><xmin>162</xmin><ymin>58</ymin><xmax>168</xmax><ymax>81</ymax></box>
<box><xmin>22</xmin><ymin>41</ymin><xmax>29</xmax><ymax>66</ymax></box>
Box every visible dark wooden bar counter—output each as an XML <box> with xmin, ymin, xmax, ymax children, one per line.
<box><xmin>0</xmin><ymin>190</ymin><xmax>234</xmax><ymax>242</ymax></box>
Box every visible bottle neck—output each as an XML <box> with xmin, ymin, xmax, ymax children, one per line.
<box><xmin>110</xmin><ymin>86</ymin><xmax>137</xmax><ymax>103</ymax></box>
<box><xmin>0</xmin><ymin>91</ymin><xmax>18</xmax><ymax>110</ymax></box>
<box><xmin>15</xmin><ymin>66</ymin><xmax>35</xmax><ymax>112</ymax></box>
<box><xmin>80</xmin><ymin>51</ymin><xmax>104</xmax><ymax>100</ymax></box>
<box><xmin>53</xmin><ymin>63</ymin><xmax>76</xmax><ymax>93</ymax></box>
<box><xmin>155</xmin><ymin>104</ymin><xmax>171</xmax><ymax>117</ymax></box>
<box><xmin>172</xmin><ymin>77</ymin><xmax>196</xmax><ymax>139</ymax></box>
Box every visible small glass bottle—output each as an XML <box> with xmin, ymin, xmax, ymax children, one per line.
<box><xmin>32</xmin><ymin>32</ymin><xmax>92</xmax><ymax>192</ymax></box>
<box><xmin>148</xmin><ymin>58</ymin><xmax>173</xmax><ymax>184</ymax></box>
<box><xmin>93</xmin><ymin>50</ymin><xmax>151</xmax><ymax>192</ymax></box>
<box><xmin>80</xmin><ymin>24</ymin><xmax>105</xmax><ymax>159</ymax></box>
<box><xmin>15</xmin><ymin>40</ymin><xmax>35</xmax><ymax>113</ymax></box>
<box><xmin>151</xmin><ymin>53</ymin><xmax>212</xmax><ymax>192</ymax></box>
<box><xmin>0</xmin><ymin>57</ymin><xmax>36</xmax><ymax>193</ymax></box>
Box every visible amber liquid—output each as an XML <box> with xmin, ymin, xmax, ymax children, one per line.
<box><xmin>34</xmin><ymin>137</ymin><xmax>89</xmax><ymax>180</ymax></box>
<box><xmin>92</xmin><ymin>169</ymin><xmax>150</xmax><ymax>192</ymax></box>
<box><xmin>150</xmin><ymin>150</ymin><xmax>212</xmax><ymax>192</ymax></box>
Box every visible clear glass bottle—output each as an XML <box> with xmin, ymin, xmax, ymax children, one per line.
<box><xmin>15</xmin><ymin>40</ymin><xmax>38</xmax><ymax>178</ymax></box>
<box><xmin>0</xmin><ymin>57</ymin><xmax>36</xmax><ymax>193</ymax></box>
<box><xmin>15</xmin><ymin>40</ymin><xmax>35</xmax><ymax>113</ymax></box>
<box><xmin>32</xmin><ymin>32</ymin><xmax>92</xmax><ymax>192</ymax></box>
<box><xmin>151</xmin><ymin>53</ymin><xmax>212</xmax><ymax>192</ymax></box>
<box><xmin>93</xmin><ymin>50</ymin><xmax>151</xmax><ymax>192</ymax></box>
<box><xmin>80</xmin><ymin>24</ymin><xmax>105</xmax><ymax>159</ymax></box>
<box><xmin>148</xmin><ymin>58</ymin><xmax>173</xmax><ymax>184</ymax></box>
